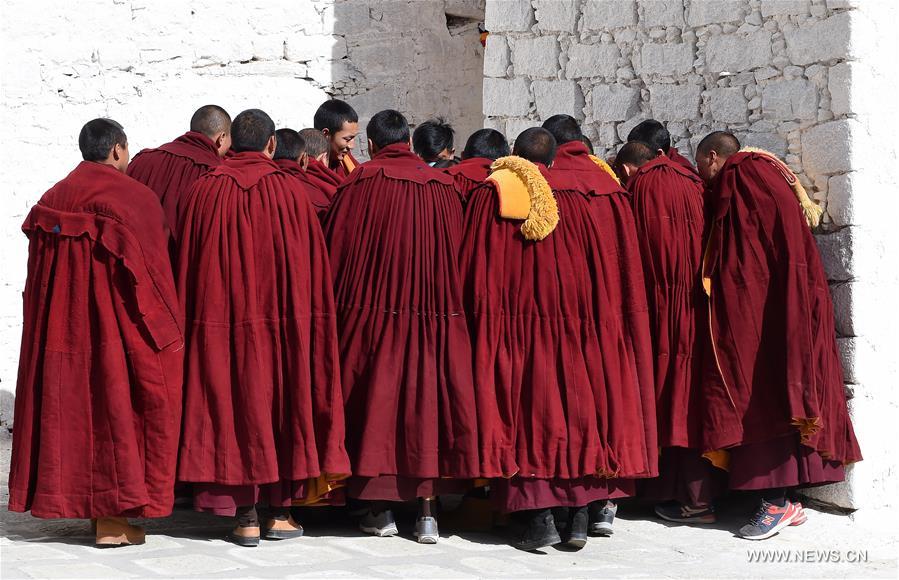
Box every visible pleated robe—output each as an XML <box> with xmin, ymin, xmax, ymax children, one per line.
<box><xmin>701</xmin><ymin>151</ymin><xmax>861</xmax><ymax>490</ymax></box>
<box><xmin>460</xmin><ymin>160</ymin><xmax>659</xmax><ymax>512</ymax></box>
<box><xmin>127</xmin><ymin>131</ymin><xmax>221</xmax><ymax>234</ymax></box>
<box><xmin>444</xmin><ymin>157</ymin><xmax>492</xmax><ymax>205</ymax></box>
<box><xmin>8</xmin><ymin>161</ymin><xmax>183</xmax><ymax>519</ymax></box>
<box><xmin>274</xmin><ymin>158</ymin><xmax>332</xmax><ymax>220</ymax></box>
<box><xmin>323</xmin><ymin>143</ymin><xmax>498</xmax><ymax>501</ymax></box>
<box><xmin>306</xmin><ymin>157</ymin><xmax>342</xmax><ymax>198</ymax></box>
<box><xmin>175</xmin><ymin>151</ymin><xmax>349</xmax><ymax>513</ymax></box>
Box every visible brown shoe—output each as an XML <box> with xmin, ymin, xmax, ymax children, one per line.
<box><xmin>228</xmin><ymin>525</ymin><xmax>261</xmax><ymax>547</ymax></box>
<box><xmin>95</xmin><ymin>518</ymin><xmax>146</xmax><ymax>547</ymax></box>
<box><xmin>263</xmin><ymin>516</ymin><xmax>304</xmax><ymax>540</ymax></box>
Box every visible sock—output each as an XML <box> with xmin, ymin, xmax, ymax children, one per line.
<box><xmin>763</xmin><ymin>488</ymin><xmax>787</xmax><ymax>507</ymax></box>
<box><xmin>418</xmin><ymin>497</ymin><xmax>435</xmax><ymax>518</ymax></box>
<box><xmin>236</xmin><ymin>505</ymin><xmax>259</xmax><ymax>528</ymax></box>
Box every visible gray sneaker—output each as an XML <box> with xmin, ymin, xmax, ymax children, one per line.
<box><xmin>359</xmin><ymin>509</ymin><xmax>399</xmax><ymax>537</ymax></box>
<box><xmin>413</xmin><ymin>516</ymin><xmax>439</xmax><ymax>544</ymax></box>
<box><xmin>589</xmin><ymin>500</ymin><xmax>617</xmax><ymax>536</ymax></box>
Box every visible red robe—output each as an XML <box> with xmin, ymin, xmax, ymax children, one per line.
<box><xmin>549</xmin><ymin>141</ymin><xmax>658</xmax><ymax>474</ymax></box>
<box><xmin>306</xmin><ymin>157</ymin><xmax>342</xmax><ymax>198</ymax></box>
<box><xmin>667</xmin><ymin>147</ymin><xmax>697</xmax><ymax>175</ymax></box>
<box><xmin>628</xmin><ymin>156</ymin><xmax>706</xmax><ymax>449</ymax></box>
<box><xmin>330</xmin><ymin>150</ymin><xmax>360</xmax><ymax>179</ymax></box>
<box><xmin>702</xmin><ymin>151</ymin><xmax>861</xmax><ymax>478</ymax></box>
<box><xmin>460</xmin><ymin>161</ymin><xmax>658</xmax><ymax>510</ymax></box>
<box><xmin>9</xmin><ymin>161</ymin><xmax>183</xmax><ymax>519</ymax></box>
<box><xmin>127</xmin><ymin>131</ymin><xmax>222</xmax><ymax>234</ymax></box>
<box><xmin>176</xmin><ymin>152</ymin><xmax>349</xmax><ymax>497</ymax></box>
<box><xmin>444</xmin><ymin>157</ymin><xmax>492</xmax><ymax>205</ymax></box>
<box><xmin>323</xmin><ymin>143</ymin><xmax>494</xmax><ymax>500</ymax></box>
<box><xmin>274</xmin><ymin>158</ymin><xmax>332</xmax><ymax>220</ymax></box>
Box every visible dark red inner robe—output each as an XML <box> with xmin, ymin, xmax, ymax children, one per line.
<box><xmin>127</xmin><ymin>131</ymin><xmax>221</xmax><ymax>234</ymax></box>
<box><xmin>323</xmin><ymin>143</ymin><xmax>496</xmax><ymax>501</ymax></box>
<box><xmin>460</xmin><ymin>159</ymin><xmax>658</xmax><ymax>511</ymax></box>
<box><xmin>175</xmin><ymin>151</ymin><xmax>349</xmax><ymax>513</ymax></box>
<box><xmin>330</xmin><ymin>150</ymin><xmax>360</xmax><ymax>179</ymax></box>
<box><xmin>9</xmin><ymin>161</ymin><xmax>183</xmax><ymax>519</ymax></box>
<box><xmin>444</xmin><ymin>156</ymin><xmax>492</xmax><ymax>205</ymax></box>
<box><xmin>306</xmin><ymin>157</ymin><xmax>342</xmax><ymax>197</ymax></box>
<box><xmin>702</xmin><ymin>151</ymin><xmax>861</xmax><ymax>489</ymax></box>
<box><xmin>274</xmin><ymin>158</ymin><xmax>332</xmax><ymax>220</ymax></box>
<box><xmin>667</xmin><ymin>146</ymin><xmax>698</xmax><ymax>175</ymax></box>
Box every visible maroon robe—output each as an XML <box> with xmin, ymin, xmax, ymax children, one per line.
<box><xmin>330</xmin><ymin>150</ymin><xmax>360</xmax><ymax>179</ymax></box>
<box><xmin>667</xmin><ymin>146</ymin><xmax>697</xmax><ymax>174</ymax></box>
<box><xmin>549</xmin><ymin>141</ymin><xmax>658</xmax><ymax>473</ymax></box>
<box><xmin>460</xmin><ymin>161</ymin><xmax>658</xmax><ymax>511</ymax></box>
<box><xmin>702</xmin><ymin>151</ymin><xmax>861</xmax><ymax>489</ymax></box>
<box><xmin>628</xmin><ymin>156</ymin><xmax>706</xmax><ymax>449</ymax></box>
<box><xmin>9</xmin><ymin>161</ymin><xmax>183</xmax><ymax>519</ymax></box>
<box><xmin>444</xmin><ymin>157</ymin><xmax>492</xmax><ymax>205</ymax></box>
<box><xmin>274</xmin><ymin>158</ymin><xmax>332</xmax><ymax>220</ymax></box>
<box><xmin>176</xmin><ymin>151</ymin><xmax>350</xmax><ymax>510</ymax></box>
<box><xmin>127</xmin><ymin>131</ymin><xmax>222</xmax><ymax>233</ymax></box>
<box><xmin>306</xmin><ymin>157</ymin><xmax>342</xmax><ymax>197</ymax></box>
<box><xmin>323</xmin><ymin>143</ymin><xmax>496</xmax><ymax>501</ymax></box>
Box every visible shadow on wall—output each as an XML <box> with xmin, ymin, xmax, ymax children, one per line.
<box><xmin>332</xmin><ymin>0</ymin><xmax>485</xmax><ymax>159</ymax></box>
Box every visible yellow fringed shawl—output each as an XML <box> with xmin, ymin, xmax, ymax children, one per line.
<box><xmin>488</xmin><ymin>156</ymin><xmax>559</xmax><ymax>241</ymax></box>
<box><xmin>589</xmin><ymin>154</ymin><xmax>622</xmax><ymax>185</ymax></box>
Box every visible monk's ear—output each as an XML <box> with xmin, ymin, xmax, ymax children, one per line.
<box><xmin>299</xmin><ymin>152</ymin><xmax>309</xmax><ymax>170</ymax></box>
<box><xmin>367</xmin><ymin>138</ymin><xmax>377</xmax><ymax>156</ymax></box>
<box><xmin>264</xmin><ymin>135</ymin><xmax>277</xmax><ymax>158</ymax></box>
<box><xmin>321</xmin><ymin>128</ymin><xmax>331</xmax><ymax>138</ymax></box>
<box><xmin>316</xmin><ymin>152</ymin><xmax>329</xmax><ymax>165</ymax></box>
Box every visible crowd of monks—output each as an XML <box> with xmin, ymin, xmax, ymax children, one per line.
<box><xmin>8</xmin><ymin>98</ymin><xmax>861</xmax><ymax>552</ymax></box>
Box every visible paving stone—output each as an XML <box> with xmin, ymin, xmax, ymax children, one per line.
<box><xmin>18</xmin><ymin>563</ymin><xmax>134</xmax><ymax>579</ymax></box>
<box><xmin>134</xmin><ymin>553</ymin><xmax>248</xmax><ymax>576</ymax></box>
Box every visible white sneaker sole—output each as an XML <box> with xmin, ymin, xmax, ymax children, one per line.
<box><xmin>741</xmin><ymin>512</ymin><xmax>799</xmax><ymax>541</ymax></box>
<box><xmin>414</xmin><ymin>533</ymin><xmax>439</xmax><ymax>544</ymax></box>
<box><xmin>360</xmin><ymin>523</ymin><xmax>399</xmax><ymax>537</ymax></box>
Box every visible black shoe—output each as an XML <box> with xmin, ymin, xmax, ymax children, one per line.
<box><xmin>565</xmin><ymin>506</ymin><xmax>588</xmax><ymax>549</ymax></box>
<box><xmin>514</xmin><ymin>509</ymin><xmax>562</xmax><ymax>551</ymax></box>
<box><xmin>654</xmin><ymin>500</ymin><xmax>716</xmax><ymax>524</ymax></box>
<box><xmin>589</xmin><ymin>500</ymin><xmax>617</xmax><ymax>536</ymax></box>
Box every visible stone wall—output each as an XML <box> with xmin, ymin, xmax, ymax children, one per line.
<box><xmin>483</xmin><ymin>0</ymin><xmax>898</xmax><ymax>513</ymax></box>
<box><xmin>0</xmin><ymin>0</ymin><xmax>485</xmax><ymax>424</ymax></box>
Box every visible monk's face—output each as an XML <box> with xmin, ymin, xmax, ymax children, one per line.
<box><xmin>696</xmin><ymin>150</ymin><xmax>722</xmax><ymax>184</ymax></box>
<box><xmin>326</xmin><ymin>121</ymin><xmax>358</xmax><ymax>161</ymax></box>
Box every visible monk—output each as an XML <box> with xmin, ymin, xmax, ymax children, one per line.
<box><xmin>314</xmin><ymin>99</ymin><xmax>359</xmax><ymax>178</ymax></box>
<box><xmin>299</xmin><ymin>127</ymin><xmax>342</xmax><ymax>199</ymax></box>
<box><xmin>460</xmin><ymin>127</ymin><xmax>657</xmax><ymax>551</ymax></box>
<box><xmin>628</xmin><ymin>119</ymin><xmax>697</xmax><ymax>174</ymax></box>
<box><xmin>128</xmin><ymin>105</ymin><xmax>231</xmax><ymax>233</ymax></box>
<box><xmin>613</xmin><ymin>141</ymin><xmax>719</xmax><ymax>519</ymax></box>
<box><xmin>8</xmin><ymin>118</ymin><xmax>183</xmax><ymax>547</ymax></box>
<box><xmin>541</xmin><ymin>114</ymin><xmax>658</xmax><ymax>538</ymax></box>
<box><xmin>412</xmin><ymin>118</ymin><xmax>455</xmax><ymax>165</ymax></box>
<box><xmin>323</xmin><ymin>110</ymin><xmax>495</xmax><ymax>544</ymax></box>
<box><xmin>176</xmin><ymin>109</ymin><xmax>350</xmax><ymax>547</ymax></box>
<box><xmin>273</xmin><ymin>128</ymin><xmax>331</xmax><ymax>219</ymax></box>
<box><xmin>444</xmin><ymin>128</ymin><xmax>510</xmax><ymax>205</ymax></box>
<box><xmin>693</xmin><ymin>131</ymin><xmax>861</xmax><ymax>540</ymax></box>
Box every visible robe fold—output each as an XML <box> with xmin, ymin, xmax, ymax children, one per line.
<box><xmin>628</xmin><ymin>156</ymin><xmax>706</xmax><ymax>449</ymax></box>
<box><xmin>175</xmin><ymin>151</ymin><xmax>350</xmax><ymax>502</ymax></box>
<box><xmin>460</xmin><ymin>156</ymin><xmax>656</xmax><ymax>511</ymax></box>
<box><xmin>330</xmin><ymin>150</ymin><xmax>360</xmax><ymax>179</ymax></box>
<box><xmin>306</xmin><ymin>157</ymin><xmax>342</xmax><ymax>198</ymax></box>
<box><xmin>127</xmin><ymin>131</ymin><xmax>222</xmax><ymax>234</ymax></box>
<box><xmin>667</xmin><ymin>147</ymin><xmax>698</xmax><ymax>175</ymax></box>
<box><xmin>549</xmin><ymin>141</ymin><xmax>659</xmax><ymax>476</ymax></box>
<box><xmin>274</xmin><ymin>158</ymin><xmax>332</xmax><ymax>220</ymax></box>
<box><xmin>444</xmin><ymin>157</ymin><xmax>492</xmax><ymax>205</ymax></box>
<box><xmin>702</xmin><ymin>151</ymin><xmax>861</xmax><ymax>484</ymax></box>
<box><xmin>323</xmin><ymin>143</ymin><xmax>495</xmax><ymax>500</ymax></box>
<box><xmin>8</xmin><ymin>161</ymin><xmax>183</xmax><ymax>519</ymax></box>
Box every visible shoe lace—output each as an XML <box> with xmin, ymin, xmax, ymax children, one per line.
<box><xmin>748</xmin><ymin>501</ymin><xmax>772</xmax><ymax>526</ymax></box>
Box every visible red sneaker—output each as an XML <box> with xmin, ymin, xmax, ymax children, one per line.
<box><xmin>738</xmin><ymin>500</ymin><xmax>802</xmax><ymax>540</ymax></box>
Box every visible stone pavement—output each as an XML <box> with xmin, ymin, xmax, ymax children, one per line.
<box><xmin>1</xmin><ymin>430</ymin><xmax>896</xmax><ymax>579</ymax></box>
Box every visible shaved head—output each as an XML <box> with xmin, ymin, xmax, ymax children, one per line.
<box><xmin>299</xmin><ymin>128</ymin><xmax>330</xmax><ymax>158</ymax></box>
<box><xmin>628</xmin><ymin>119</ymin><xmax>670</xmax><ymax>154</ymax></box>
<box><xmin>513</xmin><ymin>127</ymin><xmax>557</xmax><ymax>166</ymax></box>
<box><xmin>231</xmin><ymin>109</ymin><xmax>276</xmax><ymax>154</ymax></box>
<box><xmin>696</xmin><ymin>131</ymin><xmax>741</xmax><ymax>158</ymax></box>
<box><xmin>541</xmin><ymin>114</ymin><xmax>583</xmax><ymax>145</ymax></box>
<box><xmin>274</xmin><ymin>128</ymin><xmax>305</xmax><ymax>161</ymax></box>
<box><xmin>695</xmin><ymin>131</ymin><xmax>741</xmax><ymax>183</ymax></box>
<box><xmin>614</xmin><ymin>141</ymin><xmax>658</xmax><ymax>185</ymax></box>
<box><xmin>190</xmin><ymin>105</ymin><xmax>231</xmax><ymax>138</ymax></box>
